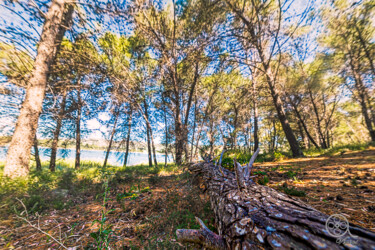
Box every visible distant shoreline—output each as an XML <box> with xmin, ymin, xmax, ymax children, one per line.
<box><xmin>0</xmin><ymin>145</ymin><xmax>168</xmax><ymax>156</ymax></box>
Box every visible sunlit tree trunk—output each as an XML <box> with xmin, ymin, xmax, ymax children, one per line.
<box><xmin>4</xmin><ymin>0</ymin><xmax>74</xmax><ymax>178</ymax></box>
<box><xmin>75</xmin><ymin>89</ymin><xmax>81</xmax><ymax>169</ymax></box>
<box><xmin>49</xmin><ymin>90</ymin><xmax>67</xmax><ymax>172</ymax></box>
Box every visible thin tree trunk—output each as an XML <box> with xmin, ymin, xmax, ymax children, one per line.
<box><xmin>252</xmin><ymin>80</ymin><xmax>259</xmax><ymax>152</ymax></box>
<box><xmin>354</xmin><ymin>24</ymin><xmax>375</xmax><ymax>76</ymax></box>
<box><xmin>103</xmin><ymin>110</ymin><xmax>119</xmax><ymax>168</ymax></box>
<box><xmin>298</xmin><ymin>120</ymin><xmax>308</xmax><ymax>149</ymax></box>
<box><xmin>146</xmin><ymin>121</ymin><xmax>152</xmax><ymax>167</ymax></box>
<box><xmin>150</xmin><ymin>129</ymin><xmax>158</xmax><ymax>167</ymax></box>
<box><xmin>190</xmin><ymin>99</ymin><xmax>197</xmax><ymax>162</ymax></box>
<box><xmin>75</xmin><ymin>90</ymin><xmax>81</xmax><ymax>169</ymax></box>
<box><xmin>175</xmin><ymin>118</ymin><xmax>184</xmax><ymax>165</ymax></box>
<box><xmin>289</xmin><ymin>96</ymin><xmax>320</xmax><ymax>149</ymax></box>
<box><xmin>164</xmin><ymin>108</ymin><xmax>168</xmax><ymax>167</ymax></box>
<box><xmin>4</xmin><ymin>0</ymin><xmax>73</xmax><ymax>178</ymax></box>
<box><xmin>123</xmin><ymin>108</ymin><xmax>133</xmax><ymax>167</ymax></box>
<box><xmin>33</xmin><ymin>135</ymin><xmax>42</xmax><ymax>171</ymax></box>
<box><xmin>49</xmin><ymin>90</ymin><xmax>67</xmax><ymax>172</ymax></box>
<box><xmin>308</xmin><ymin>89</ymin><xmax>328</xmax><ymax>149</ymax></box>
<box><xmin>349</xmin><ymin>57</ymin><xmax>375</xmax><ymax>141</ymax></box>
<box><xmin>143</xmin><ymin>100</ymin><xmax>157</xmax><ymax>167</ymax></box>
<box><xmin>271</xmin><ymin>119</ymin><xmax>277</xmax><ymax>152</ymax></box>
<box><xmin>265</xmin><ymin>73</ymin><xmax>303</xmax><ymax>157</ymax></box>
<box><xmin>162</xmin><ymin>96</ymin><xmax>169</xmax><ymax>167</ymax></box>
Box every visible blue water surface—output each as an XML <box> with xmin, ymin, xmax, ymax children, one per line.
<box><xmin>0</xmin><ymin>146</ymin><xmax>171</xmax><ymax>166</ymax></box>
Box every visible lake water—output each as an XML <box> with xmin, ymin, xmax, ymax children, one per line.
<box><xmin>0</xmin><ymin>146</ymin><xmax>172</xmax><ymax>166</ymax></box>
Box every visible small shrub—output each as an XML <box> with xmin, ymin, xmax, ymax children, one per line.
<box><xmin>273</xmin><ymin>151</ymin><xmax>285</xmax><ymax>161</ymax></box>
<box><xmin>253</xmin><ymin>171</ymin><xmax>267</xmax><ymax>176</ymax></box>
<box><xmin>258</xmin><ymin>176</ymin><xmax>269</xmax><ymax>185</ymax></box>
<box><xmin>286</xmin><ymin>170</ymin><xmax>297</xmax><ymax>179</ymax></box>
<box><xmin>279</xmin><ymin>186</ymin><xmax>306</xmax><ymax>197</ymax></box>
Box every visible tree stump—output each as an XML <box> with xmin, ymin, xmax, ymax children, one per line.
<box><xmin>176</xmin><ymin>150</ymin><xmax>375</xmax><ymax>249</ymax></box>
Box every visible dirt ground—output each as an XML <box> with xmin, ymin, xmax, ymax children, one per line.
<box><xmin>256</xmin><ymin>147</ymin><xmax>375</xmax><ymax>231</ymax></box>
<box><xmin>1</xmin><ymin>148</ymin><xmax>374</xmax><ymax>249</ymax></box>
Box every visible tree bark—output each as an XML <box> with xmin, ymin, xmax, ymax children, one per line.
<box><xmin>177</xmin><ymin>157</ymin><xmax>375</xmax><ymax>249</ymax></box>
<box><xmin>252</xmin><ymin>80</ymin><xmax>259</xmax><ymax>152</ymax></box>
<box><xmin>297</xmin><ymin>120</ymin><xmax>308</xmax><ymax>149</ymax></box>
<box><xmin>265</xmin><ymin>73</ymin><xmax>303</xmax><ymax>157</ymax></box>
<box><xmin>49</xmin><ymin>90</ymin><xmax>67</xmax><ymax>172</ymax></box>
<box><xmin>289</xmin><ymin>96</ymin><xmax>320</xmax><ymax>149</ymax></box>
<box><xmin>142</xmin><ymin>100</ymin><xmax>155</xmax><ymax>167</ymax></box>
<box><xmin>75</xmin><ymin>89</ymin><xmax>81</xmax><ymax>169</ymax></box>
<box><xmin>33</xmin><ymin>135</ymin><xmax>42</xmax><ymax>171</ymax></box>
<box><xmin>103</xmin><ymin>110</ymin><xmax>119</xmax><ymax>168</ymax></box>
<box><xmin>123</xmin><ymin>108</ymin><xmax>133</xmax><ymax>167</ymax></box>
<box><xmin>308</xmin><ymin>89</ymin><xmax>328</xmax><ymax>149</ymax></box>
<box><xmin>190</xmin><ymin>99</ymin><xmax>198</xmax><ymax>163</ymax></box>
<box><xmin>349</xmin><ymin>56</ymin><xmax>375</xmax><ymax>141</ymax></box>
<box><xmin>4</xmin><ymin>0</ymin><xmax>74</xmax><ymax>178</ymax></box>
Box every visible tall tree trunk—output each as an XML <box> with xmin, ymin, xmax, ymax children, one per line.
<box><xmin>146</xmin><ymin>120</ymin><xmax>152</xmax><ymax>167</ymax></box>
<box><xmin>190</xmin><ymin>99</ymin><xmax>198</xmax><ymax>162</ymax></box>
<box><xmin>143</xmin><ymin>100</ymin><xmax>157</xmax><ymax>167</ymax></box>
<box><xmin>354</xmin><ymin>24</ymin><xmax>375</xmax><ymax>76</ymax></box>
<box><xmin>252</xmin><ymin>80</ymin><xmax>259</xmax><ymax>152</ymax></box>
<box><xmin>33</xmin><ymin>135</ymin><xmax>42</xmax><ymax>171</ymax></box>
<box><xmin>289</xmin><ymin>96</ymin><xmax>320</xmax><ymax>149</ymax></box>
<box><xmin>297</xmin><ymin>120</ymin><xmax>308</xmax><ymax>149</ymax></box>
<box><xmin>349</xmin><ymin>57</ymin><xmax>375</xmax><ymax>141</ymax></box>
<box><xmin>175</xmin><ymin>118</ymin><xmax>184</xmax><ymax>165</ymax></box>
<box><xmin>75</xmin><ymin>90</ymin><xmax>81</xmax><ymax>169</ymax></box>
<box><xmin>164</xmin><ymin>109</ymin><xmax>169</xmax><ymax>167</ymax></box>
<box><xmin>271</xmin><ymin>119</ymin><xmax>277</xmax><ymax>152</ymax></box>
<box><xmin>162</xmin><ymin>96</ymin><xmax>169</xmax><ymax>167</ymax></box>
<box><xmin>265</xmin><ymin>73</ymin><xmax>303</xmax><ymax>157</ymax></box>
<box><xmin>308</xmin><ymin>89</ymin><xmax>328</xmax><ymax>149</ymax></box>
<box><xmin>49</xmin><ymin>90</ymin><xmax>67</xmax><ymax>172</ymax></box>
<box><xmin>123</xmin><ymin>108</ymin><xmax>133</xmax><ymax>167</ymax></box>
<box><xmin>103</xmin><ymin>110</ymin><xmax>119</xmax><ymax>168</ymax></box>
<box><xmin>150</xmin><ymin>128</ymin><xmax>158</xmax><ymax>167</ymax></box>
<box><xmin>208</xmin><ymin>119</ymin><xmax>215</xmax><ymax>156</ymax></box>
<box><xmin>4</xmin><ymin>0</ymin><xmax>74</xmax><ymax>178</ymax></box>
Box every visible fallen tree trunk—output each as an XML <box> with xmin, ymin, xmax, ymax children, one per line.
<box><xmin>177</xmin><ymin>150</ymin><xmax>375</xmax><ymax>249</ymax></box>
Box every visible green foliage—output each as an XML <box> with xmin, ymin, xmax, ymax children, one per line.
<box><xmin>304</xmin><ymin>142</ymin><xmax>371</xmax><ymax>157</ymax></box>
<box><xmin>258</xmin><ymin>176</ymin><xmax>269</xmax><ymax>185</ymax></box>
<box><xmin>273</xmin><ymin>151</ymin><xmax>286</xmax><ymax>161</ymax></box>
<box><xmin>285</xmin><ymin>170</ymin><xmax>297</xmax><ymax>179</ymax></box>
<box><xmin>253</xmin><ymin>170</ymin><xmax>267</xmax><ymax>176</ymax></box>
<box><xmin>278</xmin><ymin>185</ymin><xmax>306</xmax><ymax>197</ymax></box>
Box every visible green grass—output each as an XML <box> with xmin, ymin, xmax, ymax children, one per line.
<box><xmin>0</xmin><ymin>160</ymin><xmax>179</xmax><ymax>216</ymax></box>
<box><xmin>303</xmin><ymin>142</ymin><xmax>372</xmax><ymax>157</ymax></box>
<box><xmin>278</xmin><ymin>184</ymin><xmax>306</xmax><ymax>197</ymax></box>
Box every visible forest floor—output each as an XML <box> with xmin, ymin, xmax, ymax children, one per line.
<box><xmin>257</xmin><ymin>146</ymin><xmax>375</xmax><ymax>230</ymax></box>
<box><xmin>0</xmin><ymin>147</ymin><xmax>374</xmax><ymax>249</ymax></box>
